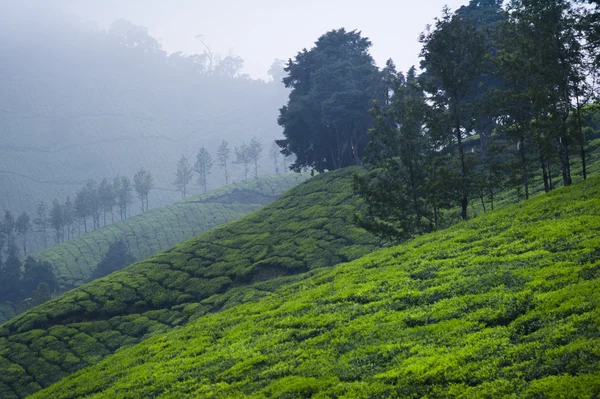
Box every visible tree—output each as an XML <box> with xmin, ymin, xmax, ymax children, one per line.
<box><xmin>91</xmin><ymin>240</ymin><xmax>135</xmax><ymax>279</ymax></box>
<box><xmin>114</xmin><ymin>176</ymin><xmax>133</xmax><ymax>220</ymax></box>
<box><xmin>75</xmin><ymin>179</ymin><xmax>99</xmax><ymax>232</ymax></box>
<box><xmin>216</xmin><ymin>140</ymin><xmax>231</xmax><ymax>185</ymax></box>
<box><xmin>194</xmin><ymin>148</ymin><xmax>214</xmax><ymax>193</ymax></box>
<box><xmin>247</xmin><ymin>137</ymin><xmax>263</xmax><ymax>179</ymax></box>
<box><xmin>49</xmin><ymin>199</ymin><xmax>65</xmax><ymax>244</ymax></box>
<box><xmin>133</xmin><ymin>168</ymin><xmax>153</xmax><ymax>212</ymax></box>
<box><xmin>234</xmin><ymin>143</ymin><xmax>251</xmax><ymax>180</ymax></box>
<box><xmin>22</xmin><ymin>257</ymin><xmax>58</xmax><ymax>301</ymax></box>
<box><xmin>1</xmin><ymin>239</ymin><xmax>21</xmax><ymax>301</ymax></box>
<box><xmin>355</xmin><ymin>67</ymin><xmax>439</xmax><ymax>241</ymax></box>
<box><xmin>1</xmin><ymin>210</ymin><xmax>15</xmax><ymax>251</ymax></box>
<box><xmin>174</xmin><ymin>155</ymin><xmax>194</xmax><ymax>198</ymax></box>
<box><xmin>63</xmin><ymin>197</ymin><xmax>76</xmax><ymax>241</ymax></box>
<box><xmin>277</xmin><ymin>28</ymin><xmax>380</xmax><ymax>172</ymax></box>
<box><xmin>98</xmin><ymin>178</ymin><xmax>116</xmax><ymax>226</ymax></box>
<box><xmin>31</xmin><ymin>283</ymin><xmax>51</xmax><ymax>307</ymax></box>
<box><xmin>269</xmin><ymin>141</ymin><xmax>281</xmax><ymax>173</ymax></box>
<box><xmin>419</xmin><ymin>7</ymin><xmax>487</xmax><ymax>220</ymax></box>
<box><xmin>268</xmin><ymin>59</ymin><xmax>286</xmax><ymax>83</ymax></box>
<box><xmin>15</xmin><ymin>212</ymin><xmax>31</xmax><ymax>256</ymax></box>
<box><xmin>34</xmin><ymin>202</ymin><xmax>49</xmax><ymax>247</ymax></box>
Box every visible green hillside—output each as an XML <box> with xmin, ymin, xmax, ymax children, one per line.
<box><xmin>0</xmin><ymin>168</ymin><xmax>379</xmax><ymax>398</ymax></box>
<box><xmin>0</xmin><ymin>173</ymin><xmax>308</xmax><ymax>325</ymax></box>
<box><xmin>27</xmin><ymin>173</ymin><xmax>600</xmax><ymax>399</ymax></box>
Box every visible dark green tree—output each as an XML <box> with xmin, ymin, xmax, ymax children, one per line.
<box><xmin>49</xmin><ymin>199</ymin><xmax>65</xmax><ymax>244</ymax></box>
<box><xmin>91</xmin><ymin>240</ymin><xmax>135</xmax><ymax>279</ymax></box>
<box><xmin>419</xmin><ymin>7</ymin><xmax>487</xmax><ymax>220</ymax></box>
<box><xmin>22</xmin><ymin>257</ymin><xmax>58</xmax><ymax>300</ymax></box>
<box><xmin>98</xmin><ymin>178</ymin><xmax>116</xmax><ymax>226</ymax></box>
<box><xmin>34</xmin><ymin>201</ymin><xmax>49</xmax><ymax>247</ymax></box>
<box><xmin>15</xmin><ymin>212</ymin><xmax>31</xmax><ymax>256</ymax></box>
<box><xmin>277</xmin><ymin>29</ymin><xmax>380</xmax><ymax>172</ymax></box>
<box><xmin>1</xmin><ymin>239</ymin><xmax>21</xmax><ymax>301</ymax></box>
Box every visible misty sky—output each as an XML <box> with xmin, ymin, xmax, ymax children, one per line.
<box><xmin>49</xmin><ymin>0</ymin><xmax>468</xmax><ymax>79</ymax></box>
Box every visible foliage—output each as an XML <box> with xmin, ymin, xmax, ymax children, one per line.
<box><xmin>133</xmin><ymin>168</ymin><xmax>153</xmax><ymax>213</ymax></box>
<box><xmin>174</xmin><ymin>155</ymin><xmax>194</xmax><ymax>199</ymax></box>
<box><xmin>91</xmin><ymin>241</ymin><xmax>135</xmax><ymax>280</ymax></box>
<box><xmin>216</xmin><ymin>141</ymin><xmax>231</xmax><ymax>185</ymax></box>
<box><xmin>0</xmin><ymin>168</ymin><xmax>378</xmax><ymax>398</ymax></box>
<box><xmin>277</xmin><ymin>28</ymin><xmax>380</xmax><ymax>172</ymax></box>
<box><xmin>194</xmin><ymin>148</ymin><xmax>214</xmax><ymax>193</ymax></box>
<box><xmin>28</xmin><ymin>172</ymin><xmax>600</xmax><ymax>399</ymax></box>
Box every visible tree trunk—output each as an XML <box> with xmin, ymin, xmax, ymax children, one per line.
<box><xmin>580</xmin><ymin>142</ymin><xmax>587</xmax><ymax>180</ymax></box>
<box><xmin>519</xmin><ymin>134</ymin><xmax>529</xmax><ymax>200</ymax></box>
<box><xmin>539</xmin><ymin>149</ymin><xmax>549</xmax><ymax>193</ymax></box>
<box><xmin>558</xmin><ymin>133</ymin><xmax>572</xmax><ymax>187</ymax></box>
<box><xmin>547</xmin><ymin>160</ymin><xmax>553</xmax><ymax>191</ymax></box>
<box><xmin>456</xmin><ymin>120</ymin><xmax>468</xmax><ymax>220</ymax></box>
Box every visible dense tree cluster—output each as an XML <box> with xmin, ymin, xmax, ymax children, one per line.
<box><xmin>352</xmin><ymin>0</ymin><xmax>600</xmax><ymax>241</ymax></box>
<box><xmin>0</xmin><ymin>210</ymin><xmax>58</xmax><ymax>302</ymax></box>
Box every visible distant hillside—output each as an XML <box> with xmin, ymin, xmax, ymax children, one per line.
<box><xmin>0</xmin><ymin>172</ymin><xmax>308</xmax><ymax>325</ymax></box>
<box><xmin>0</xmin><ymin>168</ymin><xmax>379</xmax><ymax>398</ymax></box>
<box><xmin>31</xmin><ymin>173</ymin><xmax>600</xmax><ymax>398</ymax></box>
<box><xmin>0</xmin><ymin>5</ymin><xmax>289</xmax><ymax>220</ymax></box>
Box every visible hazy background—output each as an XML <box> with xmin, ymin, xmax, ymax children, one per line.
<box><xmin>49</xmin><ymin>0</ymin><xmax>466</xmax><ymax>79</ymax></box>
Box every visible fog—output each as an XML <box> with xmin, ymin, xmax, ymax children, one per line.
<box><xmin>23</xmin><ymin>0</ymin><xmax>467</xmax><ymax>79</ymax></box>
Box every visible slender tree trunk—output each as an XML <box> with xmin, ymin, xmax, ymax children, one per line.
<box><xmin>456</xmin><ymin>119</ymin><xmax>468</xmax><ymax>220</ymax></box>
<box><xmin>23</xmin><ymin>234</ymin><xmax>27</xmax><ymax>257</ymax></box>
<box><xmin>519</xmin><ymin>134</ymin><xmax>529</xmax><ymax>200</ymax></box>
<box><xmin>558</xmin><ymin>130</ymin><xmax>572</xmax><ymax>186</ymax></box>
<box><xmin>547</xmin><ymin>160</ymin><xmax>553</xmax><ymax>191</ymax></box>
<box><xmin>224</xmin><ymin>163</ymin><xmax>229</xmax><ymax>184</ymax></box>
<box><xmin>539</xmin><ymin>148</ymin><xmax>549</xmax><ymax>193</ymax></box>
<box><xmin>83</xmin><ymin>218</ymin><xmax>87</xmax><ymax>234</ymax></box>
<box><xmin>576</xmin><ymin>94</ymin><xmax>587</xmax><ymax>180</ymax></box>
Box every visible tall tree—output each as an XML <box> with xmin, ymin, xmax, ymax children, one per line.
<box><xmin>133</xmin><ymin>169</ymin><xmax>153</xmax><ymax>212</ymax></box>
<box><xmin>98</xmin><ymin>178</ymin><xmax>116</xmax><ymax>226</ymax></box>
<box><xmin>216</xmin><ymin>140</ymin><xmax>231</xmax><ymax>185</ymax></box>
<box><xmin>34</xmin><ymin>202</ymin><xmax>49</xmax><ymax>247</ymax></box>
<box><xmin>114</xmin><ymin>176</ymin><xmax>133</xmax><ymax>220</ymax></box>
<box><xmin>247</xmin><ymin>137</ymin><xmax>263</xmax><ymax>179</ymax></box>
<box><xmin>15</xmin><ymin>212</ymin><xmax>31</xmax><ymax>256</ymax></box>
<box><xmin>174</xmin><ymin>155</ymin><xmax>194</xmax><ymax>198</ymax></box>
<box><xmin>63</xmin><ymin>197</ymin><xmax>76</xmax><ymax>241</ymax></box>
<box><xmin>22</xmin><ymin>257</ymin><xmax>58</xmax><ymax>301</ymax></box>
<box><xmin>269</xmin><ymin>141</ymin><xmax>281</xmax><ymax>173</ymax></box>
<box><xmin>419</xmin><ymin>7</ymin><xmax>487</xmax><ymax>220</ymax></box>
<box><xmin>49</xmin><ymin>199</ymin><xmax>65</xmax><ymax>244</ymax></box>
<box><xmin>277</xmin><ymin>29</ymin><xmax>380</xmax><ymax>172</ymax></box>
<box><xmin>1</xmin><ymin>239</ymin><xmax>21</xmax><ymax>301</ymax></box>
<box><xmin>194</xmin><ymin>148</ymin><xmax>214</xmax><ymax>193</ymax></box>
<box><xmin>234</xmin><ymin>143</ymin><xmax>251</xmax><ymax>180</ymax></box>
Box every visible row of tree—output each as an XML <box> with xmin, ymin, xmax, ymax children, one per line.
<box><xmin>174</xmin><ymin>138</ymin><xmax>294</xmax><ymax>198</ymax></box>
<box><xmin>276</xmin><ymin>0</ymin><xmax>600</xmax><ymax>241</ymax></box>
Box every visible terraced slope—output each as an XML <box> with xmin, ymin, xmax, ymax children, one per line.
<box><xmin>30</xmin><ymin>174</ymin><xmax>600</xmax><ymax>398</ymax></box>
<box><xmin>0</xmin><ymin>173</ymin><xmax>308</xmax><ymax>325</ymax></box>
<box><xmin>0</xmin><ymin>168</ymin><xmax>379</xmax><ymax>398</ymax></box>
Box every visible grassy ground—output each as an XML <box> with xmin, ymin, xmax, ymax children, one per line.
<box><xmin>0</xmin><ymin>168</ymin><xmax>380</xmax><ymax>398</ymax></box>
<box><xmin>0</xmin><ymin>173</ymin><xmax>308</xmax><ymax>325</ymax></box>
<box><xmin>29</xmin><ymin>172</ymin><xmax>600</xmax><ymax>399</ymax></box>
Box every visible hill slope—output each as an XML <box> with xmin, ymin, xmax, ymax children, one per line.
<box><xmin>31</xmin><ymin>175</ymin><xmax>600</xmax><ymax>398</ymax></box>
<box><xmin>0</xmin><ymin>173</ymin><xmax>308</xmax><ymax>325</ymax></box>
<box><xmin>0</xmin><ymin>168</ymin><xmax>379</xmax><ymax>398</ymax></box>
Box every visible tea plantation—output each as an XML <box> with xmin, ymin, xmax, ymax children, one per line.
<box><xmin>28</xmin><ymin>172</ymin><xmax>600</xmax><ymax>398</ymax></box>
<box><xmin>0</xmin><ymin>168</ymin><xmax>380</xmax><ymax>398</ymax></box>
<box><xmin>0</xmin><ymin>173</ymin><xmax>309</xmax><ymax>326</ymax></box>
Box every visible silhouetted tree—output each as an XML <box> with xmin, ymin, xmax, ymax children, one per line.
<box><xmin>114</xmin><ymin>176</ymin><xmax>133</xmax><ymax>220</ymax></box>
<box><xmin>91</xmin><ymin>240</ymin><xmax>135</xmax><ymax>279</ymax></box>
<box><xmin>216</xmin><ymin>140</ymin><xmax>231</xmax><ymax>184</ymax></box>
<box><xmin>15</xmin><ymin>212</ymin><xmax>31</xmax><ymax>256</ymax></box>
<box><xmin>22</xmin><ymin>257</ymin><xmax>58</xmax><ymax>300</ymax></box>
<box><xmin>49</xmin><ymin>199</ymin><xmax>65</xmax><ymax>244</ymax></box>
<box><xmin>133</xmin><ymin>169</ymin><xmax>153</xmax><ymax>212</ymax></box>
<box><xmin>174</xmin><ymin>155</ymin><xmax>194</xmax><ymax>198</ymax></box>
<box><xmin>234</xmin><ymin>143</ymin><xmax>251</xmax><ymax>180</ymax></box>
<box><xmin>248</xmin><ymin>137</ymin><xmax>263</xmax><ymax>179</ymax></box>
<box><xmin>194</xmin><ymin>148</ymin><xmax>214</xmax><ymax>193</ymax></box>
<box><xmin>98</xmin><ymin>178</ymin><xmax>116</xmax><ymax>226</ymax></box>
<box><xmin>34</xmin><ymin>202</ymin><xmax>49</xmax><ymax>247</ymax></box>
